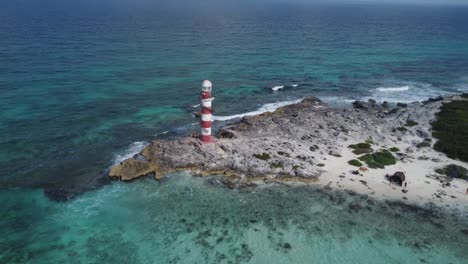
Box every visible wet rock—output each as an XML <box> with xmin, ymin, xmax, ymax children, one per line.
<box><xmin>349</xmin><ymin>203</ymin><xmax>361</xmax><ymax>211</ymax></box>
<box><xmin>397</xmin><ymin>102</ymin><xmax>408</xmax><ymax>108</ymax></box>
<box><xmin>109</xmin><ymin>158</ymin><xmax>155</xmax><ymax>181</ymax></box>
<box><xmin>423</xmin><ymin>96</ymin><xmax>443</xmax><ymax>105</ymax></box>
<box><xmin>282</xmin><ymin>243</ymin><xmax>292</xmax><ymax>250</ymax></box>
<box><xmin>352</xmin><ymin>101</ymin><xmax>368</xmax><ymax>110</ymax></box>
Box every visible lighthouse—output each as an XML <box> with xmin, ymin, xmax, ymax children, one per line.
<box><xmin>200</xmin><ymin>80</ymin><xmax>215</xmax><ymax>143</ymax></box>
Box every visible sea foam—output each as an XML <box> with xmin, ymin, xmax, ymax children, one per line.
<box><xmin>112</xmin><ymin>141</ymin><xmax>148</xmax><ymax>165</ymax></box>
<box><xmin>271</xmin><ymin>84</ymin><xmax>298</xmax><ymax>91</ymax></box>
<box><xmin>213</xmin><ymin>98</ymin><xmax>303</xmax><ymax>121</ymax></box>
<box><xmin>272</xmin><ymin>85</ymin><xmax>285</xmax><ymax>91</ymax></box>
<box><xmin>376</xmin><ymin>85</ymin><xmax>411</xmax><ymax>92</ymax></box>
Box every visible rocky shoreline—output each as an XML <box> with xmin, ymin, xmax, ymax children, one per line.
<box><xmin>109</xmin><ymin>95</ymin><xmax>468</xmax><ymax>212</ymax></box>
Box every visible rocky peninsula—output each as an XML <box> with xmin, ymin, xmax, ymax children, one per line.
<box><xmin>110</xmin><ymin>95</ymin><xmax>468</xmax><ymax>212</ymax></box>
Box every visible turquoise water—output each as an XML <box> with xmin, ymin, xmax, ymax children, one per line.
<box><xmin>1</xmin><ymin>3</ymin><xmax>468</xmax><ymax>263</ymax></box>
<box><xmin>1</xmin><ymin>174</ymin><xmax>467</xmax><ymax>263</ymax></box>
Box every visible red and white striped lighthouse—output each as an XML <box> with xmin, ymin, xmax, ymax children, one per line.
<box><xmin>200</xmin><ymin>80</ymin><xmax>215</xmax><ymax>143</ymax></box>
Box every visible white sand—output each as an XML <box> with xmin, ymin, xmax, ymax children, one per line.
<box><xmin>318</xmin><ymin>138</ymin><xmax>468</xmax><ymax>214</ymax></box>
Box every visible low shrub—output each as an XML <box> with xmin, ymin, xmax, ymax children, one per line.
<box><xmin>435</xmin><ymin>164</ymin><xmax>468</xmax><ymax>180</ymax></box>
<box><xmin>432</xmin><ymin>98</ymin><xmax>468</xmax><ymax>162</ymax></box>
<box><xmin>405</xmin><ymin>120</ymin><xmax>419</xmax><ymax>127</ymax></box>
<box><xmin>349</xmin><ymin>143</ymin><xmax>372</xmax><ymax>149</ymax></box>
<box><xmin>352</xmin><ymin>148</ymin><xmax>372</xmax><ymax>155</ymax></box>
<box><xmin>270</xmin><ymin>161</ymin><xmax>283</xmax><ymax>169</ymax></box>
<box><xmin>253</xmin><ymin>153</ymin><xmax>271</xmax><ymax>160</ymax></box>
<box><xmin>389</xmin><ymin>147</ymin><xmax>400</xmax><ymax>152</ymax></box>
<box><xmin>348</xmin><ymin>159</ymin><xmax>363</xmax><ymax>167</ymax></box>
<box><xmin>358</xmin><ymin>150</ymin><xmax>396</xmax><ymax>169</ymax></box>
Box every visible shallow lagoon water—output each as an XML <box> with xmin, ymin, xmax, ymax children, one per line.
<box><xmin>2</xmin><ymin>173</ymin><xmax>467</xmax><ymax>263</ymax></box>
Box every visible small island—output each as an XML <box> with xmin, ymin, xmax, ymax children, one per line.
<box><xmin>110</xmin><ymin>94</ymin><xmax>468</xmax><ymax>211</ymax></box>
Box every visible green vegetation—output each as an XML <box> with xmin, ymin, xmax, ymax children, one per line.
<box><xmin>397</xmin><ymin>127</ymin><xmax>407</xmax><ymax>132</ymax></box>
<box><xmin>277</xmin><ymin>151</ymin><xmax>290</xmax><ymax>157</ymax></box>
<box><xmin>349</xmin><ymin>143</ymin><xmax>372</xmax><ymax>149</ymax></box>
<box><xmin>358</xmin><ymin>150</ymin><xmax>396</xmax><ymax>169</ymax></box>
<box><xmin>270</xmin><ymin>161</ymin><xmax>283</xmax><ymax>169</ymax></box>
<box><xmin>317</xmin><ymin>163</ymin><xmax>325</xmax><ymax>167</ymax></box>
<box><xmin>349</xmin><ymin>142</ymin><xmax>372</xmax><ymax>155</ymax></box>
<box><xmin>405</xmin><ymin>120</ymin><xmax>419</xmax><ymax>127</ymax></box>
<box><xmin>253</xmin><ymin>153</ymin><xmax>271</xmax><ymax>160</ymax></box>
<box><xmin>462</xmin><ymin>94</ymin><xmax>468</xmax><ymax>99</ymax></box>
<box><xmin>292</xmin><ymin>165</ymin><xmax>301</xmax><ymax>170</ymax></box>
<box><xmin>348</xmin><ymin>159</ymin><xmax>363</xmax><ymax>167</ymax></box>
<box><xmin>352</xmin><ymin>148</ymin><xmax>372</xmax><ymax>155</ymax></box>
<box><xmin>365</xmin><ymin>138</ymin><xmax>374</xmax><ymax>145</ymax></box>
<box><xmin>435</xmin><ymin>164</ymin><xmax>468</xmax><ymax>180</ymax></box>
<box><xmin>389</xmin><ymin>147</ymin><xmax>400</xmax><ymax>152</ymax></box>
<box><xmin>432</xmin><ymin>95</ymin><xmax>468</xmax><ymax>162</ymax></box>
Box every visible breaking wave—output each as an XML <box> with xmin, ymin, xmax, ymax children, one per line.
<box><xmin>271</xmin><ymin>84</ymin><xmax>299</xmax><ymax>91</ymax></box>
<box><xmin>366</xmin><ymin>82</ymin><xmax>450</xmax><ymax>103</ymax></box>
<box><xmin>213</xmin><ymin>98</ymin><xmax>303</xmax><ymax>121</ymax></box>
<box><xmin>376</xmin><ymin>86</ymin><xmax>411</xmax><ymax>92</ymax></box>
<box><xmin>272</xmin><ymin>85</ymin><xmax>284</xmax><ymax>91</ymax></box>
<box><xmin>112</xmin><ymin>141</ymin><xmax>148</xmax><ymax>165</ymax></box>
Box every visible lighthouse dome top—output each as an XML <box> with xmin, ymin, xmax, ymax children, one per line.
<box><xmin>202</xmin><ymin>80</ymin><xmax>212</xmax><ymax>91</ymax></box>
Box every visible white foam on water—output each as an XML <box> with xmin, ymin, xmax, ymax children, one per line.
<box><xmin>192</xmin><ymin>104</ymin><xmax>200</xmax><ymax>108</ymax></box>
<box><xmin>271</xmin><ymin>84</ymin><xmax>299</xmax><ymax>91</ymax></box>
<box><xmin>376</xmin><ymin>85</ymin><xmax>411</xmax><ymax>92</ymax></box>
<box><xmin>213</xmin><ymin>98</ymin><xmax>303</xmax><ymax>121</ymax></box>
<box><xmin>368</xmin><ymin>82</ymin><xmax>450</xmax><ymax>103</ymax></box>
<box><xmin>112</xmin><ymin>141</ymin><xmax>148</xmax><ymax>165</ymax></box>
<box><xmin>272</xmin><ymin>85</ymin><xmax>285</xmax><ymax>91</ymax></box>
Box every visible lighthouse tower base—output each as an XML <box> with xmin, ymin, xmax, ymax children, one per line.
<box><xmin>197</xmin><ymin>136</ymin><xmax>216</xmax><ymax>145</ymax></box>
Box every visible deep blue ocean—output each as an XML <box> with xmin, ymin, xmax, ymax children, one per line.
<box><xmin>1</xmin><ymin>2</ymin><xmax>468</xmax><ymax>263</ymax></box>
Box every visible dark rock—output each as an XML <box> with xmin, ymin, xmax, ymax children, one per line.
<box><xmin>352</xmin><ymin>101</ymin><xmax>368</xmax><ymax>110</ymax></box>
<box><xmin>423</xmin><ymin>96</ymin><xmax>443</xmax><ymax>105</ymax></box>
<box><xmin>217</xmin><ymin>128</ymin><xmax>235</xmax><ymax>139</ymax></box>
<box><xmin>349</xmin><ymin>203</ymin><xmax>361</xmax><ymax>210</ymax></box>
<box><xmin>397</xmin><ymin>102</ymin><xmax>408</xmax><ymax>108</ymax></box>
<box><xmin>416</xmin><ymin>141</ymin><xmax>431</xmax><ymax>148</ymax></box>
